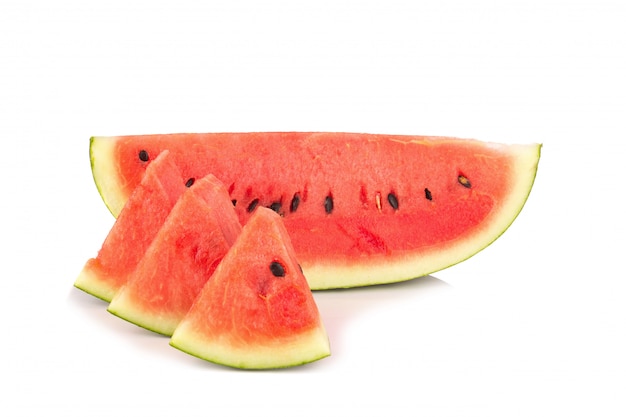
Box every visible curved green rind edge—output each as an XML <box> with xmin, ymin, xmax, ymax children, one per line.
<box><xmin>108</xmin><ymin>297</ymin><xmax>332</xmax><ymax>367</ymax></box>
<box><xmin>169</xmin><ymin>327</ymin><xmax>332</xmax><ymax>370</ymax></box>
<box><xmin>435</xmin><ymin>143</ymin><xmax>542</xmax><ymax>271</ymax></box>
<box><xmin>90</xmin><ymin>136</ymin><xmax>124</xmax><ymax>217</ymax></box>
<box><xmin>89</xmin><ymin>137</ymin><xmax>104</xmax><ymax>210</ymax></box>
<box><xmin>475</xmin><ymin>143</ymin><xmax>541</xmax><ymax>253</ymax></box>
<box><xmin>73</xmin><ymin>269</ymin><xmax>117</xmax><ymax>303</ymax></box>
<box><xmin>442</xmin><ymin>143</ymin><xmax>542</xmax><ymax>271</ymax></box>
<box><xmin>306</xmin><ymin>142</ymin><xmax>543</xmax><ymax>289</ymax></box>
<box><xmin>107</xmin><ymin>306</ymin><xmax>175</xmax><ymax>337</ymax></box>
<box><xmin>169</xmin><ymin>342</ymin><xmax>331</xmax><ymax>370</ymax></box>
<box><xmin>107</xmin><ymin>291</ymin><xmax>179</xmax><ymax>337</ymax></box>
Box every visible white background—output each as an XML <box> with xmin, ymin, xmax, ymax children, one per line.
<box><xmin>1</xmin><ymin>0</ymin><xmax>625</xmax><ymax>416</ymax></box>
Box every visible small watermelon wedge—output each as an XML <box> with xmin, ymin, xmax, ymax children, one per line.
<box><xmin>170</xmin><ymin>207</ymin><xmax>331</xmax><ymax>369</ymax></box>
<box><xmin>107</xmin><ymin>174</ymin><xmax>242</xmax><ymax>336</ymax></box>
<box><xmin>75</xmin><ymin>150</ymin><xmax>188</xmax><ymax>302</ymax></box>
<box><xmin>89</xmin><ymin>132</ymin><xmax>541</xmax><ymax>289</ymax></box>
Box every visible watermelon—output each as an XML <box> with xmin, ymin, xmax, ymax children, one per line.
<box><xmin>107</xmin><ymin>174</ymin><xmax>242</xmax><ymax>336</ymax></box>
<box><xmin>75</xmin><ymin>150</ymin><xmax>188</xmax><ymax>301</ymax></box>
<box><xmin>89</xmin><ymin>132</ymin><xmax>541</xmax><ymax>289</ymax></box>
<box><xmin>170</xmin><ymin>207</ymin><xmax>331</xmax><ymax>369</ymax></box>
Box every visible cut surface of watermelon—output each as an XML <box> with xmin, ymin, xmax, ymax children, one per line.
<box><xmin>107</xmin><ymin>174</ymin><xmax>242</xmax><ymax>336</ymax></box>
<box><xmin>90</xmin><ymin>132</ymin><xmax>541</xmax><ymax>289</ymax></box>
<box><xmin>75</xmin><ymin>150</ymin><xmax>187</xmax><ymax>302</ymax></box>
<box><xmin>170</xmin><ymin>207</ymin><xmax>330</xmax><ymax>369</ymax></box>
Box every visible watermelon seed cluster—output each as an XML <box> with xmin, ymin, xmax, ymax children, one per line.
<box><xmin>134</xmin><ymin>149</ymin><xmax>476</xmax><ymax>220</ymax></box>
<box><xmin>233</xmin><ymin>183</ymin><xmax>448</xmax><ymax>218</ymax></box>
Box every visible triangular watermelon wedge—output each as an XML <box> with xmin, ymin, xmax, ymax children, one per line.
<box><xmin>108</xmin><ymin>174</ymin><xmax>242</xmax><ymax>336</ymax></box>
<box><xmin>74</xmin><ymin>150</ymin><xmax>187</xmax><ymax>302</ymax></box>
<box><xmin>170</xmin><ymin>207</ymin><xmax>331</xmax><ymax>369</ymax></box>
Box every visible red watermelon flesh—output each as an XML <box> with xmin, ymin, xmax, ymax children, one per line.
<box><xmin>107</xmin><ymin>174</ymin><xmax>242</xmax><ymax>336</ymax></box>
<box><xmin>170</xmin><ymin>207</ymin><xmax>330</xmax><ymax>369</ymax></box>
<box><xmin>89</xmin><ymin>132</ymin><xmax>541</xmax><ymax>289</ymax></box>
<box><xmin>74</xmin><ymin>150</ymin><xmax>187</xmax><ymax>302</ymax></box>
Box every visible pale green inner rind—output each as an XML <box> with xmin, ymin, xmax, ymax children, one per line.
<box><xmin>90</xmin><ymin>136</ymin><xmax>125</xmax><ymax>217</ymax></box>
<box><xmin>107</xmin><ymin>289</ymin><xmax>180</xmax><ymax>336</ymax></box>
<box><xmin>305</xmin><ymin>143</ymin><xmax>542</xmax><ymax>289</ymax></box>
<box><xmin>74</xmin><ymin>266</ymin><xmax>117</xmax><ymax>303</ymax></box>
<box><xmin>170</xmin><ymin>321</ymin><xmax>331</xmax><ymax>369</ymax></box>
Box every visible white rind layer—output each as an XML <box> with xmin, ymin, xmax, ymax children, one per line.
<box><xmin>170</xmin><ymin>321</ymin><xmax>331</xmax><ymax>369</ymax></box>
<box><xmin>90</xmin><ymin>136</ymin><xmax>126</xmax><ymax>217</ymax></box>
<box><xmin>74</xmin><ymin>264</ymin><xmax>116</xmax><ymax>302</ymax></box>
<box><xmin>107</xmin><ymin>289</ymin><xmax>181</xmax><ymax>336</ymax></box>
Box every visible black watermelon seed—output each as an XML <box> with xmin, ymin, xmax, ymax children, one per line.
<box><xmin>424</xmin><ymin>188</ymin><xmax>433</xmax><ymax>201</ymax></box>
<box><xmin>231</xmin><ymin>199</ymin><xmax>237</xmax><ymax>206</ymax></box>
<box><xmin>387</xmin><ymin>192</ymin><xmax>399</xmax><ymax>210</ymax></box>
<box><xmin>269</xmin><ymin>261</ymin><xmax>286</xmax><ymax>278</ymax></box>
<box><xmin>324</xmin><ymin>195</ymin><xmax>334</xmax><ymax>214</ymax></box>
<box><xmin>458</xmin><ymin>175</ymin><xmax>472</xmax><ymax>188</ymax></box>
<box><xmin>290</xmin><ymin>192</ymin><xmax>301</xmax><ymax>213</ymax></box>
<box><xmin>138</xmin><ymin>149</ymin><xmax>149</xmax><ymax>162</ymax></box>
<box><xmin>247</xmin><ymin>198</ymin><xmax>260</xmax><ymax>213</ymax></box>
<box><xmin>269</xmin><ymin>201</ymin><xmax>282</xmax><ymax>213</ymax></box>
<box><xmin>185</xmin><ymin>178</ymin><xmax>195</xmax><ymax>187</ymax></box>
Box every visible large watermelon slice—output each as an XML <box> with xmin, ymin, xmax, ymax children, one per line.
<box><xmin>89</xmin><ymin>132</ymin><xmax>541</xmax><ymax>289</ymax></box>
<box><xmin>107</xmin><ymin>174</ymin><xmax>242</xmax><ymax>336</ymax></box>
<box><xmin>170</xmin><ymin>207</ymin><xmax>331</xmax><ymax>369</ymax></box>
<box><xmin>75</xmin><ymin>150</ymin><xmax>188</xmax><ymax>301</ymax></box>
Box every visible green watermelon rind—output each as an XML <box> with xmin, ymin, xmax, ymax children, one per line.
<box><xmin>90</xmin><ymin>136</ymin><xmax>126</xmax><ymax>217</ymax></box>
<box><xmin>75</xmin><ymin>138</ymin><xmax>126</xmax><ymax>302</ymax></box>
<box><xmin>76</xmin><ymin>138</ymin><xmax>120</xmax><ymax>300</ymax></box>
<box><xmin>74</xmin><ymin>264</ymin><xmax>117</xmax><ymax>302</ymax></box>
<box><xmin>170</xmin><ymin>322</ymin><xmax>331</xmax><ymax>369</ymax></box>
<box><xmin>107</xmin><ymin>291</ymin><xmax>181</xmax><ymax>336</ymax></box>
